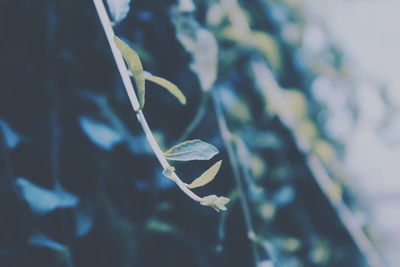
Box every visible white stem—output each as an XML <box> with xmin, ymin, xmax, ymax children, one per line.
<box><xmin>93</xmin><ymin>0</ymin><xmax>140</xmax><ymax>111</ymax></box>
<box><xmin>136</xmin><ymin>111</ymin><xmax>202</xmax><ymax>201</ymax></box>
<box><xmin>93</xmin><ymin>0</ymin><xmax>202</xmax><ymax>203</ymax></box>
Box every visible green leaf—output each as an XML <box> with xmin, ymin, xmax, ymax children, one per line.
<box><xmin>164</xmin><ymin>139</ymin><xmax>219</xmax><ymax>161</ymax></box>
<box><xmin>144</xmin><ymin>72</ymin><xmax>187</xmax><ymax>105</ymax></box>
<box><xmin>114</xmin><ymin>36</ymin><xmax>146</xmax><ymax>109</ymax></box>
<box><xmin>145</xmin><ymin>219</ymin><xmax>176</xmax><ymax>233</ymax></box>
<box><xmin>187</xmin><ymin>160</ymin><xmax>222</xmax><ymax>189</ymax></box>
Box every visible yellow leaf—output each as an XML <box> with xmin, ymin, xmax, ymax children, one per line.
<box><xmin>220</xmin><ymin>27</ymin><xmax>281</xmax><ymax>72</ymax></box>
<box><xmin>187</xmin><ymin>160</ymin><xmax>222</xmax><ymax>189</ymax></box>
<box><xmin>251</xmin><ymin>31</ymin><xmax>281</xmax><ymax>72</ymax></box>
<box><xmin>144</xmin><ymin>73</ymin><xmax>187</xmax><ymax>105</ymax></box>
<box><xmin>114</xmin><ymin>36</ymin><xmax>146</xmax><ymax>109</ymax></box>
<box><xmin>284</xmin><ymin>90</ymin><xmax>308</xmax><ymax>118</ymax></box>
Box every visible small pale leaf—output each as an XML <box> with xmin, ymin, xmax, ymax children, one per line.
<box><xmin>106</xmin><ymin>0</ymin><xmax>131</xmax><ymax>23</ymax></box>
<box><xmin>114</xmin><ymin>36</ymin><xmax>146</xmax><ymax>109</ymax></box>
<box><xmin>187</xmin><ymin>160</ymin><xmax>222</xmax><ymax>188</ymax></box>
<box><xmin>164</xmin><ymin>139</ymin><xmax>219</xmax><ymax>161</ymax></box>
<box><xmin>79</xmin><ymin>116</ymin><xmax>123</xmax><ymax>150</ymax></box>
<box><xmin>144</xmin><ymin>72</ymin><xmax>187</xmax><ymax>105</ymax></box>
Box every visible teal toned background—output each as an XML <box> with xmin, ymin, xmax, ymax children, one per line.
<box><xmin>0</xmin><ymin>0</ymin><xmax>398</xmax><ymax>266</ymax></box>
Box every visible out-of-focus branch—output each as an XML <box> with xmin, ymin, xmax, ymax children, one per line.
<box><xmin>177</xmin><ymin>92</ymin><xmax>209</xmax><ymax>143</ymax></box>
<box><xmin>212</xmin><ymin>88</ymin><xmax>274</xmax><ymax>267</ymax></box>
<box><xmin>251</xmin><ymin>60</ymin><xmax>384</xmax><ymax>267</ymax></box>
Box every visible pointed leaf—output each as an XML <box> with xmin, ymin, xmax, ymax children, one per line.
<box><xmin>79</xmin><ymin>116</ymin><xmax>123</xmax><ymax>150</ymax></box>
<box><xmin>75</xmin><ymin>210</ymin><xmax>93</xmax><ymax>237</ymax></box>
<box><xmin>221</xmin><ymin>27</ymin><xmax>281</xmax><ymax>72</ymax></box>
<box><xmin>164</xmin><ymin>139</ymin><xmax>219</xmax><ymax>161</ymax></box>
<box><xmin>106</xmin><ymin>0</ymin><xmax>131</xmax><ymax>23</ymax></box>
<box><xmin>16</xmin><ymin>178</ymin><xmax>78</xmax><ymax>215</ymax></box>
<box><xmin>0</xmin><ymin>119</ymin><xmax>21</xmax><ymax>149</ymax></box>
<box><xmin>251</xmin><ymin>31</ymin><xmax>281</xmax><ymax>72</ymax></box>
<box><xmin>188</xmin><ymin>160</ymin><xmax>222</xmax><ymax>188</ymax></box>
<box><xmin>114</xmin><ymin>36</ymin><xmax>146</xmax><ymax>109</ymax></box>
<box><xmin>29</xmin><ymin>233</ymin><xmax>67</xmax><ymax>251</ymax></box>
<box><xmin>144</xmin><ymin>72</ymin><xmax>187</xmax><ymax>105</ymax></box>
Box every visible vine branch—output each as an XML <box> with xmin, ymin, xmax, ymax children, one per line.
<box><xmin>93</xmin><ymin>0</ymin><xmax>204</xmax><ymax>204</ymax></box>
<box><xmin>212</xmin><ymin>88</ymin><xmax>265</xmax><ymax>267</ymax></box>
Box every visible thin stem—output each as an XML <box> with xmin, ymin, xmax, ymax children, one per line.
<box><xmin>136</xmin><ymin>110</ymin><xmax>202</xmax><ymax>202</ymax></box>
<box><xmin>93</xmin><ymin>0</ymin><xmax>140</xmax><ymax>111</ymax></box>
<box><xmin>93</xmin><ymin>0</ymin><xmax>202</xmax><ymax>203</ymax></box>
<box><xmin>177</xmin><ymin>92</ymin><xmax>209</xmax><ymax>143</ymax></box>
<box><xmin>212</xmin><ymin>89</ymin><xmax>262</xmax><ymax>267</ymax></box>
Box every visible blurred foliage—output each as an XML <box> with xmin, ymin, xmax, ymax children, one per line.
<box><xmin>0</xmin><ymin>0</ymin><xmax>380</xmax><ymax>266</ymax></box>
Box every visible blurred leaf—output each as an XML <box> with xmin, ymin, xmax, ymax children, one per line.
<box><xmin>177</xmin><ymin>0</ymin><xmax>195</xmax><ymax>12</ymax></box>
<box><xmin>106</xmin><ymin>0</ymin><xmax>131</xmax><ymax>23</ymax></box>
<box><xmin>258</xmin><ymin>202</ymin><xmax>276</xmax><ymax>220</ymax></box>
<box><xmin>79</xmin><ymin>116</ymin><xmax>123</xmax><ymax>150</ymax></box>
<box><xmin>219</xmin><ymin>85</ymin><xmax>252</xmax><ymax>124</ymax></box>
<box><xmin>0</xmin><ymin>119</ymin><xmax>21</xmax><ymax>149</ymax></box>
<box><xmin>29</xmin><ymin>233</ymin><xmax>67</xmax><ymax>251</ymax></box>
<box><xmin>171</xmin><ymin>8</ymin><xmax>218</xmax><ymax>91</ymax></box>
<box><xmin>144</xmin><ymin>71</ymin><xmax>187</xmax><ymax>105</ymax></box>
<box><xmin>16</xmin><ymin>177</ymin><xmax>78</xmax><ymax>215</ymax></box>
<box><xmin>327</xmin><ymin>181</ymin><xmax>343</xmax><ymax>203</ymax></box>
<box><xmin>250</xmin><ymin>155</ymin><xmax>267</xmax><ymax>179</ymax></box>
<box><xmin>313</xmin><ymin>139</ymin><xmax>337</xmax><ymax>163</ymax></box>
<box><xmin>114</xmin><ymin>36</ymin><xmax>146</xmax><ymax>109</ymax></box>
<box><xmin>165</xmin><ymin>139</ymin><xmax>219</xmax><ymax>161</ymax></box>
<box><xmin>75</xmin><ymin>210</ymin><xmax>93</xmax><ymax>237</ymax></box>
<box><xmin>274</xmin><ymin>186</ymin><xmax>295</xmax><ymax>206</ymax></box>
<box><xmin>187</xmin><ymin>160</ymin><xmax>222</xmax><ymax>189</ymax></box>
<box><xmin>284</xmin><ymin>90</ymin><xmax>308</xmax><ymax>118</ymax></box>
<box><xmin>297</xmin><ymin>120</ymin><xmax>318</xmax><ymax>140</ymax></box>
<box><xmin>309</xmin><ymin>240</ymin><xmax>331</xmax><ymax>264</ymax></box>
<box><xmin>251</xmin><ymin>31</ymin><xmax>282</xmax><ymax>72</ymax></box>
<box><xmin>242</xmin><ymin>130</ymin><xmax>282</xmax><ymax>149</ymax></box>
<box><xmin>190</xmin><ymin>28</ymin><xmax>219</xmax><ymax>91</ymax></box>
<box><xmin>218</xmin><ymin>84</ymin><xmax>253</xmax><ymax>124</ymax></box>
<box><xmin>280</xmin><ymin>237</ymin><xmax>301</xmax><ymax>252</ymax></box>
<box><xmin>220</xmin><ymin>27</ymin><xmax>281</xmax><ymax>72</ymax></box>
<box><xmin>145</xmin><ymin>219</ymin><xmax>176</xmax><ymax>233</ymax></box>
